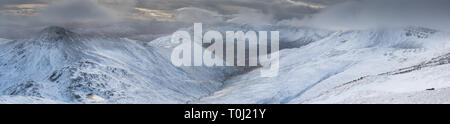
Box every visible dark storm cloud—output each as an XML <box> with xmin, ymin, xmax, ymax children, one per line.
<box><xmin>0</xmin><ymin>0</ymin><xmax>46</xmax><ymax>10</ymax></box>
<box><xmin>136</xmin><ymin>0</ymin><xmax>341</xmax><ymax>20</ymax></box>
<box><xmin>0</xmin><ymin>0</ymin><xmax>340</xmax><ymax>40</ymax></box>
<box><xmin>2</xmin><ymin>0</ymin><xmax>339</xmax><ymax>21</ymax></box>
<box><xmin>3</xmin><ymin>0</ymin><xmax>449</xmax><ymax>40</ymax></box>
<box><xmin>40</xmin><ymin>0</ymin><xmax>115</xmax><ymax>22</ymax></box>
<box><xmin>0</xmin><ymin>0</ymin><xmax>46</xmax><ymax>5</ymax></box>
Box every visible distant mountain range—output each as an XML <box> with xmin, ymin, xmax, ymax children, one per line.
<box><xmin>1</xmin><ymin>25</ymin><xmax>450</xmax><ymax>104</ymax></box>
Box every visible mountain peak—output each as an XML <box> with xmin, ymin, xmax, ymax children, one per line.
<box><xmin>43</xmin><ymin>26</ymin><xmax>70</xmax><ymax>33</ymax></box>
<box><xmin>38</xmin><ymin>26</ymin><xmax>79</xmax><ymax>41</ymax></box>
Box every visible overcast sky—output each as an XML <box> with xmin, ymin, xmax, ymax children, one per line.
<box><xmin>0</xmin><ymin>0</ymin><xmax>347</xmax><ymax>21</ymax></box>
<box><xmin>0</xmin><ymin>0</ymin><xmax>348</xmax><ymax>39</ymax></box>
<box><xmin>0</xmin><ymin>0</ymin><xmax>449</xmax><ymax>40</ymax></box>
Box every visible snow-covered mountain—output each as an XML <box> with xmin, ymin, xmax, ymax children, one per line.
<box><xmin>1</xmin><ymin>25</ymin><xmax>450</xmax><ymax>104</ymax></box>
<box><xmin>148</xmin><ymin>24</ymin><xmax>333</xmax><ymax>84</ymax></box>
<box><xmin>0</xmin><ymin>26</ymin><xmax>222</xmax><ymax>104</ymax></box>
<box><xmin>191</xmin><ymin>27</ymin><xmax>450</xmax><ymax>104</ymax></box>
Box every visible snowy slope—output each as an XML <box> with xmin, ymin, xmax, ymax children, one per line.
<box><xmin>0</xmin><ymin>96</ymin><xmax>66</xmax><ymax>104</ymax></box>
<box><xmin>0</xmin><ymin>26</ymin><xmax>221</xmax><ymax>104</ymax></box>
<box><xmin>196</xmin><ymin>27</ymin><xmax>450</xmax><ymax>104</ymax></box>
<box><xmin>307</xmin><ymin>52</ymin><xmax>450</xmax><ymax>104</ymax></box>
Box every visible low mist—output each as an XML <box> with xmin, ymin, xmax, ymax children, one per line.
<box><xmin>302</xmin><ymin>0</ymin><xmax>450</xmax><ymax>31</ymax></box>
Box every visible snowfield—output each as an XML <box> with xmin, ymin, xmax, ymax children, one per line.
<box><xmin>0</xmin><ymin>95</ymin><xmax>66</xmax><ymax>104</ymax></box>
<box><xmin>1</xmin><ymin>25</ymin><xmax>450</xmax><ymax>104</ymax></box>
<box><xmin>307</xmin><ymin>52</ymin><xmax>450</xmax><ymax>104</ymax></box>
